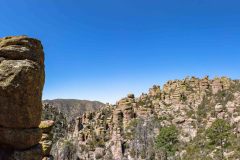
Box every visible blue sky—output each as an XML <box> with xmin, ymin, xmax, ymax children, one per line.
<box><xmin>0</xmin><ymin>0</ymin><xmax>239</xmax><ymax>103</ymax></box>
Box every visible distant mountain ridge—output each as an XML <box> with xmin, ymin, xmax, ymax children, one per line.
<box><xmin>43</xmin><ymin>99</ymin><xmax>105</xmax><ymax>122</ymax></box>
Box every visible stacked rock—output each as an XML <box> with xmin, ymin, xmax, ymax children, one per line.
<box><xmin>212</xmin><ymin>78</ymin><xmax>223</xmax><ymax>94</ymax></box>
<box><xmin>0</xmin><ymin>36</ymin><xmax>45</xmax><ymax>159</ymax></box>
<box><xmin>200</xmin><ymin>76</ymin><xmax>210</xmax><ymax>91</ymax></box>
<box><xmin>149</xmin><ymin>85</ymin><xmax>161</xmax><ymax>97</ymax></box>
<box><xmin>39</xmin><ymin>120</ymin><xmax>54</xmax><ymax>160</ymax></box>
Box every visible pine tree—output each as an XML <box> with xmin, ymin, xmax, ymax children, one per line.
<box><xmin>155</xmin><ymin>125</ymin><xmax>178</xmax><ymax>160</ymax></box>
<box><xmin>206</xmin><ymin>119</ymin><xmax>231</xmax><ymax>160</ymax></box>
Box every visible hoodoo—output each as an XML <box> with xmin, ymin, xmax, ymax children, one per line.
<box><xmin>0</xmin><ymin>36</ymin><xmax>45</xmax><ymax>160</ymax></box>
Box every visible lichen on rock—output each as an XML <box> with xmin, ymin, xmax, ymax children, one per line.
<box><xmin>0</xmin><ymin>35</ymin><xmax>45</xmax><ymax>160</ymax></box>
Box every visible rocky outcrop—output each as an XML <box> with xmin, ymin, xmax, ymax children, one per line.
<box><xmin>39</xmin><ymin>120</ymin><xmax>54</xmax><ymax>160</ymax></box>
<box><xmin>57</xmin><ymin>76</ymin><xmax>240</xmax><ymax>160</ymax></box>
<box><xmin>0</xmin><ymin>36</ymin><xmax>45</xmax><ymax>160</ymax></box>
<box><xmin>41</xmin><ymin>101</ymin><xmax>105</xmax><ymax>160</ymax></box>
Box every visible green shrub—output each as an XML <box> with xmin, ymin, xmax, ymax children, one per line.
<box><xmin>155</xmin><ymin>125</ymin><xmax>179</xmax><ymax>159</ymax></box>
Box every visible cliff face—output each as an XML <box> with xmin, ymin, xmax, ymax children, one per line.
<box><xmin>0</xmin><ymin>36</ymin><xmax>45</xmax><ymax>160</ymax></box>
<box><xmin>53</xmin><ymin>76</ymin><xmax>240</xmax><ymax>160</ymax></box>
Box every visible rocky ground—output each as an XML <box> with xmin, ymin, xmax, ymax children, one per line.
<box><xmin>44</xmin><ymin>76</ymin><xmax>240</xmax><ymax>160</ymax></box>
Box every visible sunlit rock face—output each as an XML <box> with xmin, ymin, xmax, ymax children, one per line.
<box><xmin>54</xmin><ymin>76</ymin><xmax>240</xmax><ymax>160</ymax></box>
<box><xmin>39</xmin><ymin>120</ymin><xmax>54</xmax><ymax>160</ymax></box>
<box><xmin>0</xmin><ymin>36</ymin><xmax>45</xmax><ymax>160</ymax></box>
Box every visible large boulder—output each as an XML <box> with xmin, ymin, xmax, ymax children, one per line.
<box><xmin>0</xmin><ymin>36</ymin><xmax>44</xmax><ymax>129</ymax></box>
<box><xmin>0</xmin><ymin>60</ymin><xmax>44</xmax><ymax>128</ymax></box>
<box><xmin>0</xmin><ymin>36</ymin><xmax>45</xmax><ymax>159</ymax></box>
<box><xmin>39</xmin><ymin>120</ymin><xmax>54</xmax><ymax>133</ymax></box>
<box><xmin>0</xmin><ymin>36</ymin><xmax>44</xmax><ymax>65</ymax></box>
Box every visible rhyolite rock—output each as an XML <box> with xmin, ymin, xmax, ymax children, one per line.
<box><xmin>41</xmin><ymin>140</ymin><xmax>53</xmax><ymax>156</ymax></box>
<box><xmin>215</xmin><ymin>103</ymin><xmax>224</xmax><ymax>113</ymax></box>
<box><xmin>0</xmin><ymin>36</ymin><xmax>45</xmax><ymax>160</ymax></box>
<box><xmin>0</xmin><ymin>36</ymin><xmax>44</xmax><ymax>65</ymax></box>
<box><xmin>55</xmin><ymin>76</ymin><xmax>240</xmax><ymax>160</ymax></box>
<box><xmin>39</xmin><ymin>120</ymin><xmax>54</xmax><ymax>133</ymax></box>
<box><xmin>0</xmin><ymin>127</ymin><xmax>42</xmax><ymax>150</ymax></box>
<box><xmin>0</xmin><ymin>36</ymin><xmax>44</xmax><ymax>129</ymax></box>
<box><xmin>8</xmin><ymin>144</ymin><xmax>43</xmax><ymax>160</ymax></box>
<box><xmin>39</xmin><ymin>120</ymin><xmax>54</xmax><ymax>159</ymax></box>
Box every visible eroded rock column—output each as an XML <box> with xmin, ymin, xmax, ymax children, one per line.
<box><xmin>39</xmin><ymin>120</ymin><xmax>54</xmax><ymax>160</ymax></box>
<box><xmin>0</xmin><ymin>36</ymin><xmax>45</xmax><ymax>160</ymax></box>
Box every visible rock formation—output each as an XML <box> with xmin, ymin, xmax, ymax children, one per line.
<box><xmin>51</xmin><ymin>76</ymin><xmax>240</xmax><ymax>160</ymax></box>
<box><xmin>39</xmin><ymin>120</ymin><xmax>54</xmax><ymax>160</ymax></box>
<box><xmin>0</xmin><ymin>36</ymin><xmax>45</xmax><ymax>160</ymax></box>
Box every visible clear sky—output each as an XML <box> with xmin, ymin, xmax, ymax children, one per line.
<box><xmin>0</xmin><ymin>0</ymin><xmax>239</xmax><ymax>103</ymax></box>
